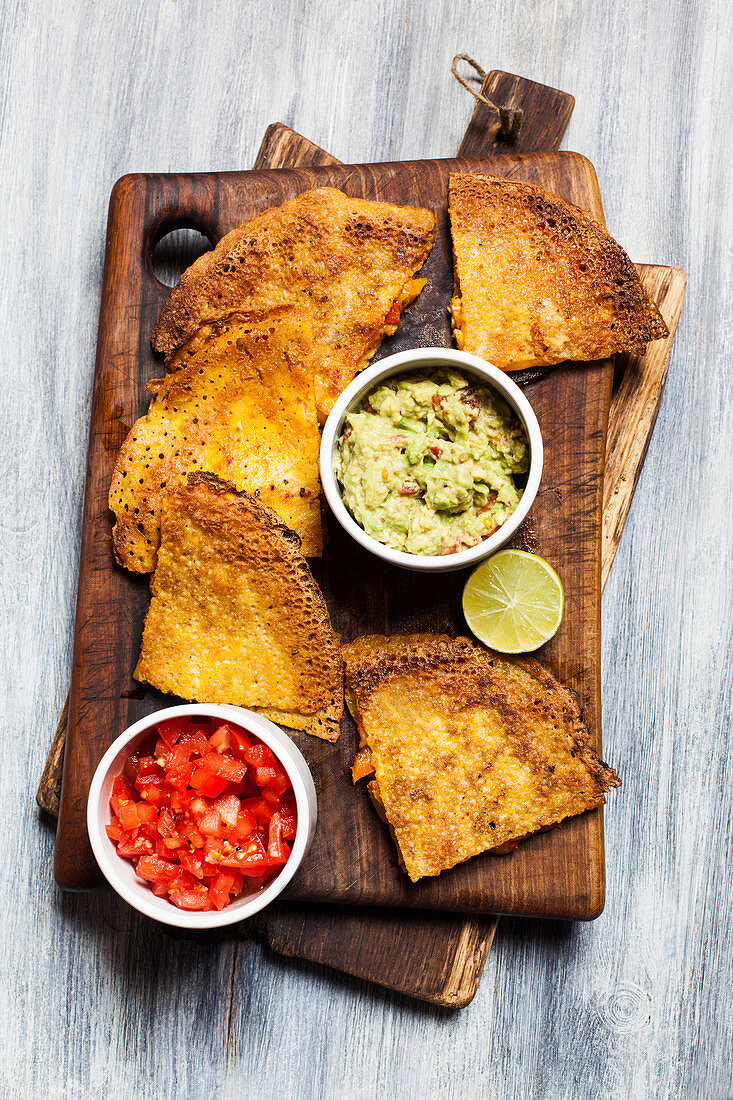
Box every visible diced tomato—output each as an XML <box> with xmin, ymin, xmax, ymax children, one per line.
<box><xmin>157</xmin><ymin>832</ymin><xmax>179</xmax><ymax>853</ymax></box>
<box><xmin>109</xmin><ymin>719</ymin><xmax>294</xmax><ymax>911</ymax></box>
<box><xmin>135</xmin><ymin>802</ymin><xmax>158</xmax><ymax>826</ymax></box>
<box><xmin>118</xmin><ymin>801</ymin><xmax>142</xmax><ymax>831</ymax></box>
<box><xmin>169</xmin><ymin>878</ymin><xmax>209</xmax><ymax>910</ymax></box>
<box><xmin>166</xmin><ymin>742</ymin><xmax>197</xmax><ymax>783</ymax></box>
<box><xmin>157</xmin><ymin>808</ymin><xmax>176</xmax><ymax>838</ymax></box>
<box><xmin>209</xmin><ymin>871</ymin><xmax>240</xmax><ymax>910</ymax></box>
<box><xmin>136</xmin><ymin>854</ymin><xmax>177</xmax><ymax>882</ymax></box>
<box><xmin>110</xmin><ymin>776</ymin><xmax>135</xmax><ymax>819</ymax></box>
<box><xmin>156</xmin><ymin>717</ymin><xmax>194</xmax><ymax>748</ymax></box>
<box><xmin>172</xmin><ymin>731</ymin><xmax>208</xmax><ymax>758</ymax></box>
<box><xmin>202</xmin><ymin>836</ymin><xmax>227</xmax><ymax>860</ymax></box>
<box><xmin>178</xmin><ymin>851</ymin><xmax>204</xmax><ymax>879</ymax></box>
<box><xmin>429</xmin><ymin>444</ymin><xmax>443</xmax><ymax>458</ymax></box>
<box><xmin>267</xmin><ymin>813</ymin><xmax>292</xmax><ymax>865</ymax></box>
<box><xmin>169</xmin><ymin>789</ymin><xmax>195</xmax><ymax>813</ymax></box>
<box><xmin>198</xmin><ymin>808</ymin><xmax>223</xmax><ymax>837</ymax></box>
<box><xmin>279</xmin><ymin>790</ymin><xmax>297</xmax><ymax>840</ymax></box>
<box><xmin>215</xmin><ymin>794</ymin><xmax>241</xmax><ymax>827</ymax></box>
<box><xmin>135</xmin><ymin>755</ymin><xmax>162</xmax><ymax>777</ymax></box>
<box><xmin>199</xmin><ymin>752</ymin><xmax>247</xmax><ymax>784</ymax></box>
<box><xmin>116</xmin><ymin>832</ymin><xmax>150</xmax><ymax>858</ymax></box>
<box><xmin>209</xmin><ymin>724</ymin><xmax>232</xmax><ymax>753</ymax></box>
<box><xmin>241</xmin><ymin>797</ymin><xmax>273</xmax><ymax>825</ymax></box>
<box><xmin>261</xmin><ymin>787</ymin><xmax>281</xmax><ymax>810</ymax></box>
<box><xmin>232</xmin><ymin>810</ymin><xmax>255</xmax><ymax>840</ymax></box>
<box><xmin>179</xmin><ymin>819</ymin><xmax>205</xmax><ymax>849</ymax></box>
<box><xmin>189</xmin><ymin>767</ymin><xmax>229</xmax><ymax>797</ymax></box>
<box><xmin>244</xmin><ymin>743</ymin><xmax>277</xmax><ymax>769</ymax></box>
<box><xmin>135</xmin><ymin>771</ymin><xmax>164</xmax><ymax>796</ymax></box>
<box><xmin>268</xmin><ymin>767</ymin><xmax>292</xmax><ymax>796</ymax></box>
<box><xmin>254</xmin><ymin>764</ymin><xmax>278</xmax><ymax>788</ymax></box>
<box><xmin>229</xmin><ymin>728</ymin><xmax>253</xmax><ymax>759</ymax></box>
<box><xmin>218</xmin><ymin>833</ymin><xmax>271</xmax><ymax>875</ymax></box>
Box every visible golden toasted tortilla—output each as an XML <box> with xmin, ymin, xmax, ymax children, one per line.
<box><xmin>134</xmin><ymin>474</ymin><xmax>343</xmax><ymax>740</ymax></box>
<box><xmin>448</xmin><ymin>173</ymin><xmax>668</xmax><ymax>371</ymax></box>
<box><xmin>343</xmin><ymin>633</ymin><xmax>620</xmax><ymax>881</ymax></box>
<box><xmin>109</xmin><ymin>309</ymin><xmax>322</xmax><ymax>573</ymax></box>
<box><xmin>151</xmin><ymin>187</ymin><xmax>435</xmax><ymax>418</ymax></box>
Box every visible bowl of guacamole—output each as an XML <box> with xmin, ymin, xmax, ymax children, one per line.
<box><xmin>320</xmin><ymin>349</ymin><xmax>543</xmax><ymax>573</ymax></box>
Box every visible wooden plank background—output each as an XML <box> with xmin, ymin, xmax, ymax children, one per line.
<box><xmin>3</xmin><ymin>1</ymin><xmax>731</xmax><ymax>1098</ymax></box>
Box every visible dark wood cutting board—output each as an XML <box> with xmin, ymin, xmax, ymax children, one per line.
<box><xmin>55</xmin><ymin>147</ymin><xmax>614</xmax><ymax>923</ymax></box>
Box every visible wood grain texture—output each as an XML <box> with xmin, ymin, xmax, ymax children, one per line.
<box><xmin>602</xmin><ymin>265</ymin><xmax>687</xmax><ymax>588</ymax></box>
<box><xmin>255</xmin><ymin>904</ymin><xmax>498</xmax><ymax>1008</ymax></box>
<box><xmin>6</xmin><ymin>2</ymin><xmax>731</xmax><ymax>1097</ymax></box>
<box><xmin>54</xmin><ymin>153</ymin><xmax>613</xmax><ymax>922</ymax></box>
<box><xmin>458</xmin><ymin>70</ymin><xmax>575</xmax><ymax>156</ymax></box>
<box><xmin>36</xmin><ymin>696</ymin><xmax>68</xmax><ymax>817</ymax></box>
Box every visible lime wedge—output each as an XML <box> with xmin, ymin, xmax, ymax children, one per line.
<box><xmin>462</xmin><ymin>550</ymin><xmax>564</xmax><ymax>653</ymax></box>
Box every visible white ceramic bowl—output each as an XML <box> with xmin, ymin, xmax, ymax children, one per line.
<box><xmin>319</xmin><ymin>348</ymin><xmax>543</xmax><ymax>573</ymax></box>
<box><xmin>87</xmin><ymin>704</ymin><xmax>317</xmax><ymax>929</ymax></box>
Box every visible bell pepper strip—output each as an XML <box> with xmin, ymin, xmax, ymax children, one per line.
<box><xmin>106</xmin><ymin>718</ymin><xmax>297</xmax><ymax>911</ymax></box>
<box><xmin>351</xmin><ymin>746</ymin><xmax>376</xmax><ymax>783</ymax></box>
<box><xmin>384</xmin><ymin>299</ymin><xmax>401</xmax><ymax>326</ymax></box>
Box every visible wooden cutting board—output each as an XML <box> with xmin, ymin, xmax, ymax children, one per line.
<box><xmin>54</xmin><ymin>146</ymin><xmax>614</xmax><ymax>919</ymax></box>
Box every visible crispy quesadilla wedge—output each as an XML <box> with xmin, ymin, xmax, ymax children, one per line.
<box><xmin>151</xmin><ymin>187</ymin><xmax>435</xmax><ymax>419</ymax></box>
<box><xmin>109</xmin><ymin>309</ymin><xmax>322</xmax><ymax>572</ymax></box>
<box><xmin>343</xmin><ymin>633</ymin><xmax>620</xmax><ymax>881</ymax></box>
<box><xmin>134</xmin><ymin>474</ymin><xmax>343</xmax><ymax>740</ymax></box>
<box><xmin>448</xmin><ymin>173</ymin><xmax>668</xmax><ymax>371</ymax></box>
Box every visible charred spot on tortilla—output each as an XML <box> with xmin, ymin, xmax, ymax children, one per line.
<box><xmin>134</xmin><ymin>473</ymin><xmax>343</xmax><ymax>741</ymax></box>
<box><xmin>109</xmin><ymin>308</ymin><xmax>322</xmax><ymax>573</ymax></box>
<box><xmin>448</xmin><ymin>173</ymin><xmax>668</xmax><ymax>372</ymax></box>
<box><xmin>343</xmin><ymin>633</ymin><xmax>620</xmax><ymax>882</ymax></box>
<box><xmin>151</xmin><ymin>187</ymin><xmax>435</xmax><ymax>419</ymax></box>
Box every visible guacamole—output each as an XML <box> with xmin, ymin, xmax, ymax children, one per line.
<box><xmin>336</xmin><ymin>370</ymin><xmax>529</xmax><ymax>556</ymax></box>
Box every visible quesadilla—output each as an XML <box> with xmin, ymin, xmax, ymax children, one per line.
<box><xmin>109</xmin><ymin>309</ymin><xmax>322</xmax><ymax>573</ymax></box>
<box><xmin>448</xmin><ymin>173</ymin><xmax>668</xmax><ymax>371</ymax></box>
<box><xmin>134</xmin><ymin>473</ymin><xmax>343</xmax><ymax>740</ymax></box>
<box><xmin>152</xmin><ymin>187</ymin><xmax>435</xmax><ymax>419</ymax></box>
<box><xmin>343</xmin><ymin>633</ymin><xmax>620</xmax><ymax>881</ymax></box>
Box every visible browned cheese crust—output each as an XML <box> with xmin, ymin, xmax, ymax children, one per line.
<box><xmin>151</xmin><ymin>187</ymin><xmax>435</xmax><ymax>419</ymax></box>
<box><xmin>134</xmin><ymin>473</ymin><xmax>343</xmax><ymax>740</ymax></box>
<box><xmin>448</xmin><ymin>173</ymin><xmax>669</xmax><ymax>371</ymax></box>
<box><xmin>109</xmin><ymin>309</ymin><xmax>323</xmax><ymax>573</ymax></box>
<box><xmin>343</xmin><ymin>634</ymin><xmax>620</xmax><ymax>881</ymax></box>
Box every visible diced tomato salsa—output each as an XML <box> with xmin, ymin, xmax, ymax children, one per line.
<box><xmin>107</xmin><ymin>717</ymin><xmax>297</xmax><ymax>911</ymax></box>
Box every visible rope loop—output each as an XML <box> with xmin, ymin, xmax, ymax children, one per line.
<box><xmin>451</xmin><ymin>55</ymin><xmax>523</xmax><ymax>142</ymax></box>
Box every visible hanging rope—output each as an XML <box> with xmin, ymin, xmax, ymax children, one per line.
<box><xmin>451</xmin><ymin>55</ymin><xmax>523</xmax><ymax>142</ymax></box>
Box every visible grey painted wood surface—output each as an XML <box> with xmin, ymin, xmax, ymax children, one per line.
<box><xmin>1</xmin><ymin>1</ymin><xmax>730</xmax><ymax>1097</ymax></box>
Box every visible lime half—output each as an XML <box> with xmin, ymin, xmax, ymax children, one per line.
<box><xmin>462</xmin><ymin>550</ymin><xmax>564</xmax><ymax>653</ymax></box>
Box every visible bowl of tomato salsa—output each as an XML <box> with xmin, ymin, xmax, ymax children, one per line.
<box><xmin>87</xmin><ymin>705</ymin><xmax>317</xmax><ymax>928</ymax></box>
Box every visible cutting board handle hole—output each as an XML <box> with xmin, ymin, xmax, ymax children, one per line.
<box><xmin>149</xmin><ymin>226</ymin><xmax>213</xmax><ymax>288</ymax></box>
